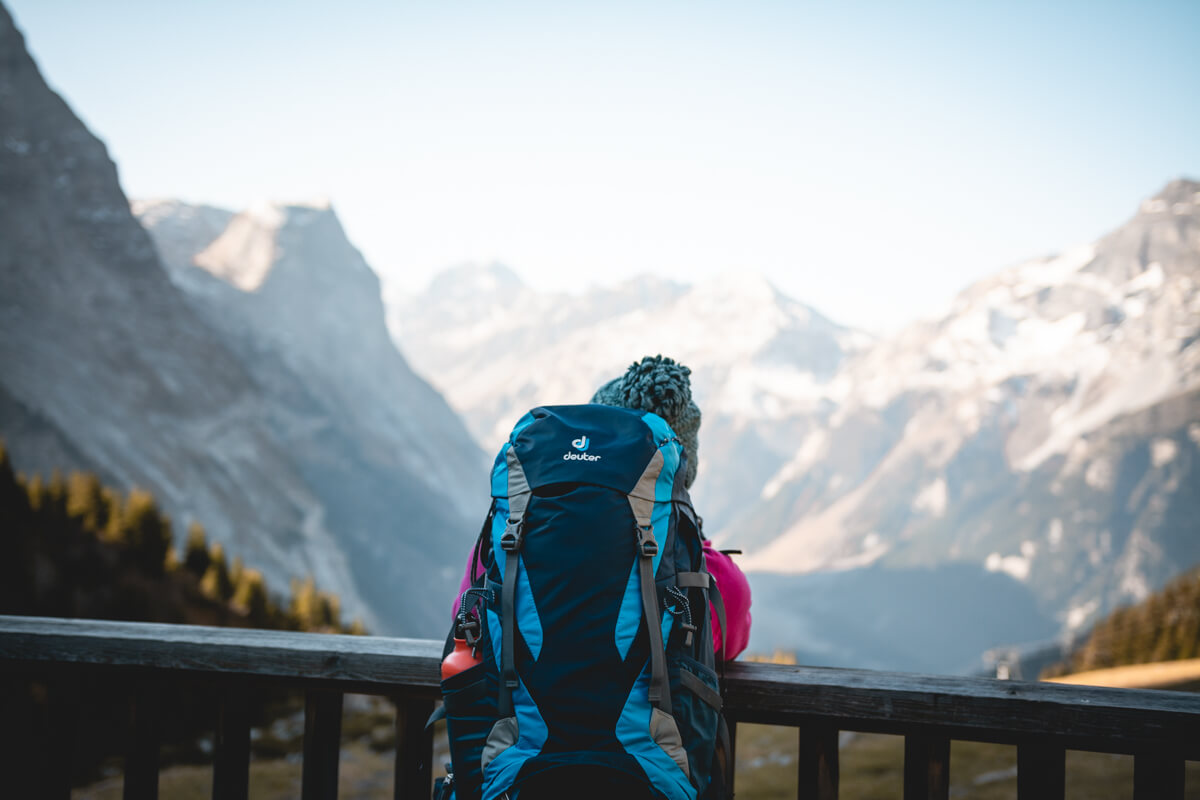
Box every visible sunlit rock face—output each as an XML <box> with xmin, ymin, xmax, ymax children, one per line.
<box><xmin>136</xmin><ymin>196</ymin><xmax>491</xmax><ymax>635</ymax></box>
<box><xmin>0</xmin><ymin>6</ymin><xmax>484</xmax><ymax>636</ymax></box>
<box><xmin>736</xmin><ymin>179</ymin><xmax>1200</xmax><ymax>640</ymax></box>
<box><xmin>388</xmin><ymin>263</ymin><xmax>869</xmax><ymax>534</ymax></box>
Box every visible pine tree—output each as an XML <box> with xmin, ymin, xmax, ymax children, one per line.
<box><xmin>201</xmin><ymin>543</ymin><xmax>235</xmax><ymax>602</ymax></box>
<box><xmin>318</xmin><ymin>591</ymin><xmax>340</xmax><ymax>630</ymax></box>
<box><xmin>0</xmin><ymin>441</ymin><xmax>28</xmax><ymax>514</ymax></box>
<box><xmin>66</xmin><ymin>472</ymin><xmax>106</xmax><ymax>533</ymax></box>
<box><xmin>119</xmin><ymin>489</ymin><xmax>173</xmax><ymax>576</ymax></box>
<box><xmin>290</xmin><ymin>576</ymin><xmax>318</xmax><ymax>631</ymax></box>
<box><xmin>45</xmin><ymin>470</ymin><xmax>67</xmax><ymax>513</ymax></box>
<box><xmin>232</xmin><ymin>569</ymin><xmax>270</xmax><ymax>625</ymax></box>
<box><xmin>183</xmin><ymin>522</ymin><xmax>211</xmax><ymax>578</ymax></box>
<box><xmin>0</xmin><ymin>441</ymin><xmax>33</xmax><ymax>611</ymax></box>
<box><xmin>0</xmin><ymin>441</ymin><xmax>31</xmax><ymax>535</ymax></box>
<box><xmin>229</xmin><ymin>557</ymin><xmax>245</xmax><ymax>593</ymax></box>
<box><xmin>26</xmin><ymin>474</ymin><xmax>45</xmax><ymax>513</ymax></box>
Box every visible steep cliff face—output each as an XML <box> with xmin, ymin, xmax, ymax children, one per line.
<box><xmin>136</xmin><ymin>198</ymin><xmax>490</xmax><ymax>633</ymax></box>
<box><xmin>0</xmin><ymin>7</ymin><xmax>482</xmax><ymax>635</ymax></box>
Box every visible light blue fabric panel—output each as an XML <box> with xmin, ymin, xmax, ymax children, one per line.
<box><xmin>639</xmin><ymin>411</ymin><xmax>682</xmax><ymax>481</ymax></box>
<box><xmin>515</xmin><ymin>554</ymin><xmax>543</xmax><ymax>661</ymax></box>
<box><xmin>486</xmin><ymin>607</ymin><xmax>503</xmax><ymax>670</ymax></box>
<box><xmin>482</xmin><ymin>677</ymin><xmax>549</xmax><ymax>800</ymax></box>
<box><xmin>641</xmin><ymin>411</ymin><xmax>682</xmax><ymax>577</ymax></box>
<box><xmin>614</xmin><ymin>559</ymin><xmax>641</xmax><ymax>660</ymax></box>
<box><xmin>615</xmin><ymin>664</ymin><xmax>696</xmax><ymax>800</ymax></box>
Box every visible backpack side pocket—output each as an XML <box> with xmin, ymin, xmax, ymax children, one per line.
<box><xmin>668</xmin><ymin>652</ymin><xmax>722</xmax><ymax>796</ymax></box>
<box><xmin>442</xmin><ymin>662</ymin><xmax>498</xmax><ymax>800</ymax></box>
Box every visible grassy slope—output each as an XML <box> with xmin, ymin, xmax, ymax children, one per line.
<box><xmin>1046</xmin><ymin>658</ymin><xmax>1200</xmax><ymax>690</ymax></box>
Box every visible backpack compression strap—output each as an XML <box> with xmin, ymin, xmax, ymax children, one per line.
<box><xmin>628</xmin><ymin>449</ymin><xmax>672</xmax><ymax>715</ymax></box>
<box><xmin>498</xmin><ymin>447</ymin><xmax>532</xmax><ymax>720</ymax></box>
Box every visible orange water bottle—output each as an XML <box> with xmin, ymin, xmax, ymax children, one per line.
<box><xmin>442</xmin><ymin>618</ymin><xmax>482</xmax><ymax>679</ymax></box>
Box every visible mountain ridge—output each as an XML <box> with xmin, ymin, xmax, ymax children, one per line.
<box><xmin>387</xmin><ymin>178</ymin><xmax>1199</xmax><ymax>643</ymax></box>
<box><xmin>0</xmin><ymin>8</ymin><xmax>483</xmax><ymax>636</ymax></box>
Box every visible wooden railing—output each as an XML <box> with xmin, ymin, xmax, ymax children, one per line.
<box><xmin>1</xmin><ymin>615</ymin><xmax>1197</xmax><ymax>799</ymax></box>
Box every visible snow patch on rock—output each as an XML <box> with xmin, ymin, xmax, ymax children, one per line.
<box><xmin>912</xmin><ymin>477</ymin><xmax>947</xmax><ymax>517</ymax></box>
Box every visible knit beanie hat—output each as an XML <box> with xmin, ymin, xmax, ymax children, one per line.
<box><xmin>590</xmin><ymin>355</ymin><xmax>702</xmax><ymax>489</ymax></box>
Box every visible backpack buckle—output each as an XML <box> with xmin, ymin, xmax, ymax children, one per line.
<box><xmin>460</xmin><ymin>617</ymin><xmax>481</xmax><ymax>650</ymax></box>
<box><xmin>501</xmin><ymin>519</ymin><xmax>524</xmax><ymax>552</ymax></box>
<box><xmin>636</xmin><ymin>525</ymin><xmax>658</xmax><ymax>558</ymax></box>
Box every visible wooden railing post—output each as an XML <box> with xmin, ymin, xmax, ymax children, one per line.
<box><xmin>124</xmin><ymin>679</ymin><xmax>161</xmax><ymax>800</ymax></box>
<box><xmin>46</xmin><ymin>676</ymin><xmax>82</xmax><ymax>800</ymax></box>
<box><xmin>727</xmin><ymin>718</ymin><xmax>738</xmax><ymax>796</ymax></box>
<box><xmin>1133</xmin><ymin>752</ymin><xmax>1184</xmax><ymax>800</ymax></box>
<box><xmin>903</xmin><ymin>734</ymin><xmax>949</xmax><ymax>800</ymax></box>
<box><xmin>302</xmin><ymin>690</ymin><xmax>343</xmax><ymax>800</ymax></box>
<box><xmin>797</xmin><ymin>722</ymin><xmax>839</xmax><ymax>800</ymax></box>
<box><xmin>394</xmin><ymin>695</ymin><xmax>434</xmax><ymax>800</ymax></box>
<box><xmin>1017</xmin><ymin>742</ymin><xmax>1064</xmax><ymax>799</ymax></box>
<box><xmin>213</xmin><ymin>683</ymin><xmax>251</xmax><ymax>800</ymax></box>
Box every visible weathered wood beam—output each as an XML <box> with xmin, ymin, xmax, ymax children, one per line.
<box><xmin>722</xmin><ymin>660</ymin><xmax>1200</xmax><ymax>756</ymax></box>
<box><xmin>0</xmin><ymin>614</ymin><xmax>443</xmax><ymax>693</ymax></box>
<box><xmin>3</xmin><ymin>615</ymin><xmax>1199</xmax><ymax>759</ymax></box>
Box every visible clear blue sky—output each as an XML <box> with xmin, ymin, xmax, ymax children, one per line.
<box><xmin>7</xmin><ymin>0</ymin><xmax>1199</xmax><ymax>332</ymax></box>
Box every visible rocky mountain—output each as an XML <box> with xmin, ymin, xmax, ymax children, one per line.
<box><xmin>0</xmin><ymin>6</ymin><xmax>483</xmax><ymax>636</ymax></box>
<box><xmin>388</xmin><ymin>180</ymin><xmax>1200</xmax><ymax>665</ymax></box>
<box><xmin>740</xmin><ymin>179</ymin><xmax>1200</xmax><ymax>637</ymax></box>
<box><xmin>388</xmin><ymin>265</ymin><xmax>871</xmax><ymax>530</ymax></box>
<box><xmin>134</xmin><ymin>197</ymin><xmax>492</xmax><ymax>635</ymax></box>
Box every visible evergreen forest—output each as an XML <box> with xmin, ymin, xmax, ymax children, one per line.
<box><xmin>1042</xmin><ymin>567</ymin><xmax>1200</xmax><ymax>678</ymax></box>
<box><xmin>0</xmin><ymin>440</ymin><xmax>364</xmax><ymax>788</ymax></box>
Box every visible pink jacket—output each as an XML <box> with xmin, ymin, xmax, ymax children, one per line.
<box><xmin>454</xmin><ymin>538</ymin><xmax>751</xmax><ymax>661</ymax></box>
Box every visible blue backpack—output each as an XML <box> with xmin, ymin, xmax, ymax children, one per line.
<box><xmin>437</xmin><ymin>404</ymin><xmax>730</xmax><ymax>800</ymax></box>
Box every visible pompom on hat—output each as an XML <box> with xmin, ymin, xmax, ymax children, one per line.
<box><xmin>591</xmin><ymin>355</ymin><xmax>702</xmax><ymax>488</ymax></box>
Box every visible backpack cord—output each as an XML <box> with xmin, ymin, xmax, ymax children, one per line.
<box><xmin>664</xmin><ymin>586</ymin><xmax>696</xmax><ymax>648</ymax></box>
<box><xmin>456</xmin><ymin>587</ymin><xmax>493</xmax><ymax>652</ymax></box>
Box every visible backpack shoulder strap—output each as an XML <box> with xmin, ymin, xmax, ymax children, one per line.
<box><xmin>497</xmin><ymin>446</ymin><xmax>532</xmax><ymax>719</ymax></box>
<box><xmin>628</xmin><ymin>447</ymin><xmax>673</xmax><ymax>716</ymax></box>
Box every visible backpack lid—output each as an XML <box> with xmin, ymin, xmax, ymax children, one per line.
<box><xmin>490</xmin><ymin>404</ymin><xmax>683</xmax><ymax>499</ymax></box>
